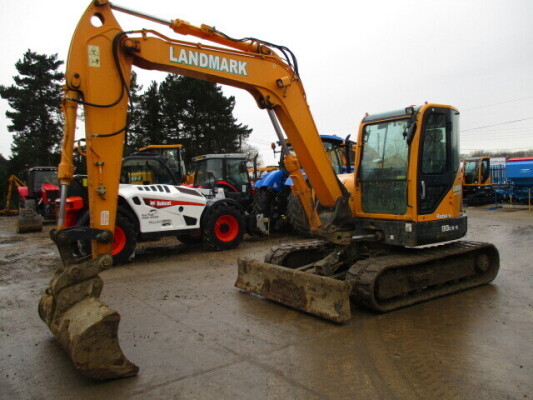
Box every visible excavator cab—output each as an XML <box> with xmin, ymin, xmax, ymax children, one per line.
<box><xmin>462</xmin><ymin>156</ymin><xmax>494</xmax><ymax>205</ymax></box>
<box><xmin>353</xmin><ymin>105</ymin><xmax>464</xmax><ymax>246</ymax></box>
<box><xmin>464</xmin><ymin>156</ymin><xmax>491</xmax><ymax>185</ymax></box>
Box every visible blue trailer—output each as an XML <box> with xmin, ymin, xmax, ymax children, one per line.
<box><xmin>494</xmin><ymin>157</ymin><xmax>533</xmax><ymax>203</ymax></box>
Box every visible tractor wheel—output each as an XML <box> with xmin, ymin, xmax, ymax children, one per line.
<box><xmin>287</xmin><ymin>192</ymin><xmax>312</xmax><ymax>237</ymax></box>
<box><xmin>202</xmin><ymin>205</ymin><xmax>245</xmax><ymax>251</ymax></box>
<box><xmin>249</xmin><ymin>189</ymin><xmax>273</xmax><ymax>234</ymax></box>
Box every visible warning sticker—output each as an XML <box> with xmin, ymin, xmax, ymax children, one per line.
<box><xmin>88</xmin><ymin>45</ymin><xmax>100</xmax><ymax>67</ymax></box>
<box><xmin>100</xmin><ymin>210</ymin><xmax>109</xmax><ymax>226</ymax></box>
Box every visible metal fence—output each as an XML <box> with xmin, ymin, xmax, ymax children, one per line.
<box><xmin>490</xmin><ymin>164</ymin><xmax>506</xmax><ymax>186</ymax></box>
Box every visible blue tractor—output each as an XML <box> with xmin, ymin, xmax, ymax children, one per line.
<box><xmin>251</xmin><ymin>135</ymin><xmax>354</xmax><ymax>234</ymax></box>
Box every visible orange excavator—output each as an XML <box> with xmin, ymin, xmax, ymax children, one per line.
<box><xmin>0</xmin><ymin>175</ymin><xmax>25</xmax><ymax>216</ymax></box>
<box><xmin>40</xmin><ymin>1</ymin><xmax>499</xmax><ymax>380</ymax></box>
<box><xmin>462</xmin><ymin>156</ymin><xmax>495</xmax><ymax>205</ymax></box>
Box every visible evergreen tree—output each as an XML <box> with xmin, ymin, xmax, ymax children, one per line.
<box><xmin>0</xmin><ymin>50</ymin><xmax>64</xmax><ymax>173</ymax></box>
<box><xmin>159</xmin><ymin>74</ymin><xmax>186</xmax><ymax>145</ymax></box>
<box><xmin>125</xmin><ymin>71</ymin><xmax>143</xmax><ymax>155</ymax></box>
<box><xmin>158</xmin><ymin>76</ymin><xmax>252</xmax><ymax>162</ymax></box>
<box><xmin>126</xmin><ymin>75</ymin><xmax>252</xmax><ymax>163</ymax></box>
<box><xmin>127</xmin><ymin>80</ymin><xmax>162</xmax><ymax>150</ymax></box>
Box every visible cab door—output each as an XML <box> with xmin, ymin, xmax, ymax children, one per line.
<box><xmin>418</xmin><ymin>107</ymin><xmax>460</xmax><ymax>214</ymax></box>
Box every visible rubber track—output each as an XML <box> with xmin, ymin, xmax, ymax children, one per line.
<box><xmin>348</xmin><ymin>240</ymin><xmax>500</xmax><ymax>312</ymax></box>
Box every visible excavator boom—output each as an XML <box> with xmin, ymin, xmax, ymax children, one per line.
<box><xmin>56</xmin><ymin>2</ymin><xmax>344</xmax><ymax>240</ymax></box>
<box><xmin>42</xmin><ymin>0</ymin><xmax>346</xmax><ymax>379</ymax></box>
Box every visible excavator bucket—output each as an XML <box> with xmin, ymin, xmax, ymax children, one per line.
<box><xmin>235</xmin><ymin>258</ymin><xmax>352</xmax><ymax>323</ymax></box>
<box><xmin>38</xmin><ymin>228</ymin><xmax>139</xmax><ymax>380</ymax></box>
<box><xmin>17</xmin><ymin>199</ymin><xmax>43</xmax><ymax>233</ymax></box>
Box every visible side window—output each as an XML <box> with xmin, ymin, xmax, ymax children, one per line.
<box><xmin>122</xmin><ymin>160</ymin><xmax>173</xmax><ymax>185</ymax></box>
<box><xmin>421</xmin><ymin>114</ymin><xmax>448</xmax><ymax>174</ymax></box>
<box><xmin>464</xmin><ymin>161</ymin><xmax>477</xmax><ymax>184</ymax></box>
<box><xmin>323</xmin><ymin>143</ymin><xmax>343</xmax><ymax>174</ymax></box>
<box><xmin>195</xmin><ymin>159</ymin><xmax>223</xmax><ymax>188</ymax></box>
<box><xmin>225</xmin><ymin>159</ymin><xmax>248</xmax><ymax>189</ymax></box>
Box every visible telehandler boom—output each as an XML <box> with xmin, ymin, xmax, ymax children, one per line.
<box><xmin>40</xmin><ymin>0</ymin><xmax>499</xmax><ymax>380</ymax></box>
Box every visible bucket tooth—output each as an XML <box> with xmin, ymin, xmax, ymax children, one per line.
<box><xmin>236</xmin><ymin>258</ymin><xmax>352</xmax><ymax>323</ymax></box>
<box><xmin>39</xmin><ymin>252</ymin><xmax>139</xmax><ymax>380</ymax></box>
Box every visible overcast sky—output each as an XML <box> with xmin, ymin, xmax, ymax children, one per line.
<box><xmin>1</xmin><ymin>0</ymin><xmax>532</xmax><ymax>165</ymax></box>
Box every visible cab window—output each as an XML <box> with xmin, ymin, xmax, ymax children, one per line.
<box><xmin>359</xmin><ymin>119</ymin><xmax>410</xmax><ymax>214</ymax></box>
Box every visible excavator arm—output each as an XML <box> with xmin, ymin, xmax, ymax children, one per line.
<box><xmin>42</xmin><ymin>0</ymin><xmax>346</xmax><ymax>379</ymax></box>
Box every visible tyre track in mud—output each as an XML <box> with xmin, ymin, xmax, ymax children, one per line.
<box><xmin>355</xmin><ymin>312</ymin><xmax>463</xmax><ymax>400</ymax></box>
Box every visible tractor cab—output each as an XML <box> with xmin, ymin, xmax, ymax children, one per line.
<box><xmin>319</xmin><ymin>135</ymin><xmax>349</xmax><ymax>174</ymax></box>
<box><xmin>121</xmin><ymin>144</ymin><xmax>187</xmax><ymax>185</ymax></box>
<box><xmin>24</xmin><ymin>166</ymin><xmax>59</xmax><ymax>217</ymax></box>
<box><xmin>16</xmin><ymin>166</ymin><xmax>59</xmax><ymax>233</ymax></box>
<box><xmin>25</xmin><ymin>166</ymin><xmax>59</xmax><ymax>200</ymax></box>
<box><xmin>192</xmin><ymin>154</ymin><xmax>253</xmax><ymax>207</ymax></box>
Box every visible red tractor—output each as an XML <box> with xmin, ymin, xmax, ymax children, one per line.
<box><xmin>17</xmin><ymin>166</ymin><xmax>59</xmax><ymax>233</ymax></box>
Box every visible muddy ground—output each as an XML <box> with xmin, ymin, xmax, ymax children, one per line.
<box><xmin>0</xmin><ymin>206</ymin><xmax>532</xmax><ymax>400</ymax></box>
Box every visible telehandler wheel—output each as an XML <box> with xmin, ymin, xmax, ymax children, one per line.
<box><xmin>203</xmin><ymin>204</ymin><xmax>245</xmax><ymax>251</ymax></box>
<box><xmin>111</xmin><ymin>213</ymin><xmax>137</xmax><ymax>264</ymax></box>
<box><xmin>77</xmin><ymin>211</ymin><xmax>137</xmax><ymax>265</ymax></box>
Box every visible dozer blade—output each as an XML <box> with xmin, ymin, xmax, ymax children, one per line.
<box><xmin>39</xmin><ymin>228</ymin><xmax>139</xmax><ymax>380</ymax></box>
<box><xmin>236</xmin><ymin>258</ymin><xmax>352</xmax><ymax>323</ymax></box>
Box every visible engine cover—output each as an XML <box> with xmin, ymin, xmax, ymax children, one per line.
<box><xmin>119</xmin><ymin>184</ymin><xmax>206</xmax><ymax>234</ymax></box>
